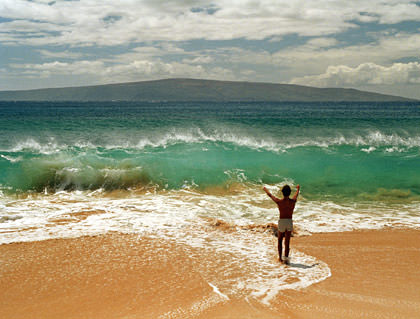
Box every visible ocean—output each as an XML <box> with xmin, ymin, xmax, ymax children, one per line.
<box><xmin>1</xmin><ymin>100</ymin><xmax>419</xmax><ymax>301</ymax></box>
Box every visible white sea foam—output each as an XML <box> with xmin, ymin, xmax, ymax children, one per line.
<box><xmin>1</xmin><ymin>186</ymin><xmax>419</xmax><ymax>245</ymax></box>
<box><xmin>361</xmin><ymin>146</ymin><xmax>376</xmax><ymax>153</ymax></box>
<box><xmin>1</xmin><ymin>186</ymin><xmax>419</xmax><ymax>303</ymax></box>
<box><xmin>3</xmin><ymin>128</ymin><xmax>420</xmax><ymax>155</ymax></box>
<box><xmin>128</xmin><ymin>128</ymin><xmax>420</xmax><ymax>152</ymax></box>
<box><xmin>8</xmin><ymin>138</ymin><xmax>61</xmax><ymax>154</ymax></box>
<box><xmin>125</xmin><ymin>127</ymin><xmax>282</xmax><ymax>152</ymax></box>
<box><xmin>0</xmin><ymin>154</ymin><xmax>23</xmax><ymax>162</ymax></box>
<box><xmin>175</xmin><ymin>225</ymin><xmax>331</xmax><ymax>305</ymax></box>
<box><xmin>208</xmin><ymin>282</ymin><xmax>229</xmax><ymax>300</ymax></box>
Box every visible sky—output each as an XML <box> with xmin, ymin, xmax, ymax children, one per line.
<box><xmin>1</xmin><ymin>0</ymin><xmax>420</xmax><ymax>99</ymax></box>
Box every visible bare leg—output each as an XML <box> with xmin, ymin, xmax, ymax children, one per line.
<box><xmin>278</xmin><ymin>231</ymin><xmax>284</xmax><ymax>262</ymax></box>
<box><xmin>284</xmin><ymin>230</ymin><xmax>291</xmax><ymax>258</ymax></box>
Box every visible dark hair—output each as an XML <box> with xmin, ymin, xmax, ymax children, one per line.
<box><xmin>281</xmin><ymin>185</ymin><xmax>291</xmax><ymax>197</ymax></box>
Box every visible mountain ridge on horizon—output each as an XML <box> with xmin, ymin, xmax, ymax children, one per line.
<box><xmin>0</xmin><ymin>78</ymin><xmax>416</xmax><ymax>102</ymax></box>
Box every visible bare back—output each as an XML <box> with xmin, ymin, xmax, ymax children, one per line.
<box><xmin>274</xmin><ymin>197</ymin><xmax>296</xmax><ymax>219</ymax></box>
<box><xmin>263</xmin><ymin>185</ymin><xmax>300</xmax><ymax>219</ymax></box>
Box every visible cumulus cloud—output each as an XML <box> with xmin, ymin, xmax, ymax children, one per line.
<box><xmin>10</xmin><ymin>60</ymin><xmax>104</xmax><ymax>78</ymax></box>
<box><xmin>305</xmin><ymin>37</ymin><xmax>338</xmax><ymax>49</ymax></box>
<box><xmin>1</xmin><ymin>0</ymin><xmax>420</xmax><ymax>98</ymax></box>
<box><xmin>8</xmin><ymin>57</ymin><xmax>236</xmax><ymax>83</ymax></box>
<box><xmin>290</xmin><ymin>62</ymin><xmax>420</xmax><ymax>87</ymax></box>
<box><xmin>1</xmin><ymin>0</ymin><xmax>420</xmax><ymax>46</ymax></box>
<box><xmin>262</xmin><ymin>32</ymin><xmax>420</xmax><ymax>77</ymax></box>
<box><xmin>374</xmin><ymin>2</ymin><xmax>420</xmax><ymax>24</ymax></box>
<box><xmin>182</xmin><ymin>56</ymin><xmax>214</xmax><ymax>64</ymax></box>
<box><xmin>189</xmin><ymin>30</ymin><xmax>420</xmax><ymax>83</ymax></box>
<box><xmin>37</xmin><ymin>49</ymin><xmax>85</xmax><ymax>59</ymax></box>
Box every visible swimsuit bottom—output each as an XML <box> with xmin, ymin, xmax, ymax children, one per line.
<box><xmin>278</xmin><ymin>218</ymin><xmax>293</xmax><ymax>232</ymax></box>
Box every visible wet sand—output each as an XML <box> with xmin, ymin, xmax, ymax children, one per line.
<box><xmin>1</xmin><ymin>229</ymin><xmax>420</xmax><ymax>318</ymax></box>
<box><xmin>272</xmin><ymin>229</ymin><xmax>420</xmax><ymax>319</ymax></box>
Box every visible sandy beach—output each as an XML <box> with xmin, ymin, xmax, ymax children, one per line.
<box><xmin>1</xmin><ymin>228</ymin><xmax>419</xmax><ymax>319</ymax></box>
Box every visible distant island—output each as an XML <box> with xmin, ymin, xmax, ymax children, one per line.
<box><xmin>0</xmin><ymin>78</ymin><xmax>415</xmax><ymax>102</ymax></box>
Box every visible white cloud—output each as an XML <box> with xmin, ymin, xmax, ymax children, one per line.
<box><xmin>221</xmin><ymin>47</ymin><xmax>274</xmax><ymax>65</ymax></box>
<box><xmin>305</xmin><ymin>37</ymin><xmax>338</xmax><ymax>49</ymax></box>
<box><xmin>265</xmin><ymin>32</ymin><xmax>420</xmax><ymax>77</ymax></box>
<box><xmin>8</xmin><ymin>57</ymin><xmax>236</xmax><ymax>83</ymax></box>
<box><xmin>171</xmin><ymin>30</ymin><xmax>420</xmax><ymax>81</ymax></box>
<box><xmin>37</xmin><ymin>49</ymin><xmax>85</xmax><ymax>59</ymax></box>
<box><xmin>182</xmin><ymin>56</ymin><xmax>214</xmax><ymax>64</ymax></box>
<box><xmin>375</xmin><ymin>2</ymin><xmax>420</xmax><ymax>24</ymax></box>
<box><xmin>1</xmin><ymin>0</ymin><xmax>420</xmax><ymax>46</ymax></box>
<box><xmin>105</xmin><ymin>44</ymin><xmax>191</xmax><ymax>64</ymax></box>
<box><xmin>290</xmin><ymin>62</ymin><xmax>420</xmax><ymax>87</ymax></box>
<box><xmin>1</xmin><ymin>0</ymin><xmax>420</xmax><ymax>98</ymax></box>
<box><xmin>10</xmin><ymin>60</ymin><xmax>104</xmax><ymax>78</ymax></box>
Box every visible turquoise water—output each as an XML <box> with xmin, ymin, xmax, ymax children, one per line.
<box><xmin>1</xmin><ymin>101</ymin><xmax>420</xmax><ymax>202</ymax></box>
<box><xmin>1</xmin><ymin>100</ymin><xmax>419</xmax><ymax>299</ymax></box>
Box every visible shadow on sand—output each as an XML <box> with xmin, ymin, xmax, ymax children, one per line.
<box><xmin>287</xmin><ymin>262</ymin><xmax>319</xmax><ymax>269</ymax></box>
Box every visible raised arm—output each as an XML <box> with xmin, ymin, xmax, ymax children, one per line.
<box><xmin>263</xmin><ymin>186</ymin><xmax>280</xmax><ymax>203</ymax></box>
<box><xmin>292</xmin><ymin>185</ymin><xmax>300</xmax><ymax>201</ymax></box>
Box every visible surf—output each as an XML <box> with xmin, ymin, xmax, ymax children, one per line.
<box><xmin>1</xmin><ymin>100</ymin><xmax>420</xmax><ymax>241</ymax></box>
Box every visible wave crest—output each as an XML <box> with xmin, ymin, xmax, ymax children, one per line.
<box><xmin>3</xmin><ymin>127</ymin><xmax>420</xmax><ymax>155</ymax></box>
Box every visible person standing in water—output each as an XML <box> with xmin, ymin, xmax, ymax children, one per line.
<box><xmin>263</xmin><ymin>184</ymin><xmax>300</xmax><ymax>264</ymax></box>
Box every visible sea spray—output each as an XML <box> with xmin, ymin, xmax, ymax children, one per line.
<box><xmin>1</xmin><ymin>141</ymin><xmax>419</xmax><ymax>201</ymax></box>
<box><xmin>1</xmin><ymin>102</ymin><xmax>420</xmax><ymax>245</ymax></box>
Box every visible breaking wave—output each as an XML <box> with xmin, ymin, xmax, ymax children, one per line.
<box><xmin>2</xmin><ymin>127</ymin><xmax>420</xmax><ymax>155</ymax></box>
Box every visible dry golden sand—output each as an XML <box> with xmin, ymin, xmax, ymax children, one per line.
<box><xmin>1</xmin><ymin>229</ymin><xmax>420</xmax><ymax>319</ymax></box>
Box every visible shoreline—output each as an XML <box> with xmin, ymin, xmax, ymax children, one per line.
<box><xmin>1</xmin><ymin>228</ymin><xmax>420</xmax><ymax>318</ymax></box>
<box><xmin>276</xmin><ymin>228</ymin><xmax>420</xmax><ymax>318</ymax></box>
